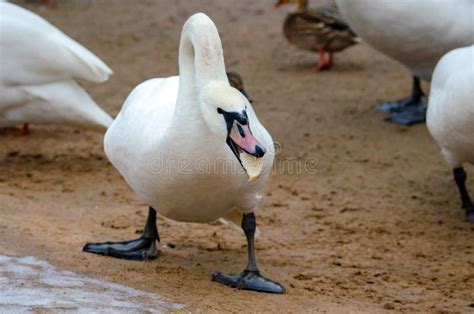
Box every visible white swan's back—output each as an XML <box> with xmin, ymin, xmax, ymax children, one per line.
<box><xmin>0</xmin><ymin>2</ymin><xmax>112</xmax><ymax>84</ymax></box>
<box><xmin>336</xmin><ymin>0</ymin><xmax>474</xmax><ymax>81</ymax></box>
<box><xmin>0</xmin><ymin>2</ymin><xmax>113</xmax><ymax>130</ymax></box>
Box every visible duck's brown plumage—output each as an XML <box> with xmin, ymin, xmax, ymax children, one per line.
<box><xmin>283</xmin><ymin>4</ymin><xmax>357</xmax><ymax>53</ymax></box>
<box><xmin>226</xmin><ymin>71</ymin><xmax>253</xmax><ymax>103</ymax></box>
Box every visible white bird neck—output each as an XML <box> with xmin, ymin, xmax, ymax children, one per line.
<box><xmin>175</xmin><ymin>13</ymin><xmax>228</xmax><ymax>120</ymax></box>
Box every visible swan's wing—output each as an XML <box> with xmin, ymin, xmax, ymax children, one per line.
<box><xmin>104</xmin><ymin>76</ymin><xmax>179</xmax><ymax>173</ymax></box>
<box><xmin>0</xmin><ymin>2</ymin><xmax>112</xmax><ymax>85</ymax></box>
<box><xmin>1</xmin><ymin>80</ymin><xmax>113</xmax><ymax>130</ymax></box>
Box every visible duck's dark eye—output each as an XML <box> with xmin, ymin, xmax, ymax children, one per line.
<box><xmin>217</xmin><ymin>108</ymin><xmax>224</xmax><ymax>114</ymax></box>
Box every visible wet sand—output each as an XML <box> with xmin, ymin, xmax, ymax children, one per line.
<box><xmin>1</xmin><ymin>0</ymin><xmax>473</xmax><ymax>312</ymax></box>
<box><xmin>0</xmin><ymin>254</ymin><xmax>183</xmax><ymax>312</ymax></box>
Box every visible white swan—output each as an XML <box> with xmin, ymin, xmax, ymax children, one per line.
<box><xmin>336</xmin><ymin>0</ymin><xmax>474</xmax><ymax>126</ymax></box>
<box><xmin>427</xmin><ymin>45</ymin><xmax>474</xmax><ymax>222</ymax></box>
<box><xmin>0</xmin><ymin>2</ymin><xmax>113</xmax><ymax>132</ymax></box>
<box><xmin>83</xmin><ymin>13</ymin><xmax>285</xmax><ymax>294</ymax></box>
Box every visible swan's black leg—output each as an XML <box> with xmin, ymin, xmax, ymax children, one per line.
<box><xmin>83</xmin><ymin>207</ymin><xmax>160</xmax><ymax>260</ymax></box>
<box><xmin>212</xmin><ymin>212</ymin><xmax>285</xmax><ymax>293</ymax></box>
<box><xmin>375</xmin><ymin>76</ymin><xmax>427</xmax><ymax>126</ymax></box>
<box><xmin>453</xmin><ymin>167</ymin><xmax>474</xmax><ymax>222</ymax></box>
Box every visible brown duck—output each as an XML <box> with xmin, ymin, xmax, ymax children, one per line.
<box><xmin>274</xmin><ymin>0</ymin><xmax>359</xmax><ymax>71</ymax></box>
<box><xmin>227</xmin><ymin>71</ymin><xmax>253</xmax><ymax>103</ymax></box>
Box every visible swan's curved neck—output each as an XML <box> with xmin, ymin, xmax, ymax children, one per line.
<box><xmin>176</xmin><ymin>14</ymin><xmax>228</xmax><ymax>117</ymax></box>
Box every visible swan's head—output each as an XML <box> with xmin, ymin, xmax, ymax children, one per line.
<box><xmin>200</xmin><ymin>83</ymin><xmax>266</xmax><ymax>181</ymax></box>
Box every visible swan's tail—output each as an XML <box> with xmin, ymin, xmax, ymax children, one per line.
<box><xmin>60</xmin><ymin>34</ymin><xmax>113</xmax><ymax>83</ymax></box>
<box><xmin>1</xmin><ymin>1</ymin><xmax>113</xmax><ymax>84</ymax></box>
<box><xmin>21</xmin><ymin>80</ymin><xmax>113</xmax><ymax>131</ymax></box>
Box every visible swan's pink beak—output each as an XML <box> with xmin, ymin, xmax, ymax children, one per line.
<box><xmin>229</xmin><ymin>121</ymin><xmax>266</xmax><ymax>158</ymax></box>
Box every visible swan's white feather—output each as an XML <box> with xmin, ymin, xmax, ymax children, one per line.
<box><xmin>336</xmin><ymin>0</ymin><xmax>474</xmax><ymax>81</ymax></box>
<box><xmin>427</xmin><ymin>45</ymin><xmax>474</xmax><ymax>168</ymax></box>
<box><xmin>0</xmin><ymin>2</ymin><xmax>112</xmax><ymax>84</ymax></box>
<box><xmin>0</xmin><ymin>80</ymin><xmax>113</xmax><ymax>131</ymax></box>
<box><xmin>0</xmin><ymin>2</ymin><xmax>113</xmax><ymax>130</ymax></box>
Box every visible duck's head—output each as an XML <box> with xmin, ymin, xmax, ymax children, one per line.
<box><xmin>273</xmin><ymin>0</ymin><xmax>308</xmax><ymax>11</ymax></box>
<box><xmin>226</xmin><ymin>72</ymin><xmax>253</xmax><ymax>103</ymax></box>
<box><xmin>200</xmin><ymin>83</ymin><xmax>266</xmax><ymax>181</ymax></box>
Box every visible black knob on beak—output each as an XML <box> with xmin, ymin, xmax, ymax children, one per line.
<box><xmin>254</xmin><ymin>145</ymin><xmax>265</xmax><ymax>158</ymax></box>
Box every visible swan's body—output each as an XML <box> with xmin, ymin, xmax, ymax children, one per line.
<box><xmin>427</xmin><ymin>45</ymin><xmax>474</xmax><ymax>221</ymax></box>
<box><xmin>336</xmin><ymin>0</ymin><xmax>474</xmax><ymax>125</ymax></box>
<box><xmin>0</xmin><ymin>2</ymin><xmax>113</xmax><ymax>131</ymax></box>
<box><xmin>427</xmin><ymin>45</ymin><xmax>474</xmax><ymax>168</ymax></box>
<box><xmin>105</xmin><ymin>76</ymin><xmax>273</xmax><ymax>222</ymax></box>
<box><xmin>85</xmin><ymin>13</ymin><xmax>284</xmax><ymax>293</ymax></box>
<box><xmin>336</xmin><ymin>0</ymin><xmax>473</xmax><ymax>81</ymax></box>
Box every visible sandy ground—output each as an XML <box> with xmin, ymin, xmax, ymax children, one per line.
<box><xmin>1</xmin><ymin>0</ymin><xmax>474</xmax><ymax>312</ymax></box>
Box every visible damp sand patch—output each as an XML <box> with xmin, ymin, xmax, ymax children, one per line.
<box><xmin>0</xmin><ymin>254</ymin><xmax>185</xmax><ymax>313</ymax></box>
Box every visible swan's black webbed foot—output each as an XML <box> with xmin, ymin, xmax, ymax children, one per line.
<box><xmin>465</xmin><ymin>207</ymin><xmax>474</xmax><ymax>223</ymax></box>
<box><xmin>83</xmin><ymin>207</ymin><xmax>160</xmax><ymax>260</ymax></box>
<box><xmin>386</xmin><ymin>102</ymin><xmax>426</xmax><ymax>126</ymax></box>
<box><xmin>375</xmin><ymin>76</ymin><xmax>427</xmax><ymax>126</ymax></box>
<box><xmin>212</xmin><ymin>270</ymin><xmax>285</xmax><ymax>294</ymax></box>
<box><xmin>212</xmin><ymin>212</ymin><xmax>285</xmax><ymax>294</ymax></box>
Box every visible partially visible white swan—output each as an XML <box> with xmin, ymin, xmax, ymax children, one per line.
<box><xmin>427</xmin><ymin>45</ymin><xmax>474</xmax><ymax>222</ymax></box>
<box><xmin>0</xmin><ymin>2</ymin><xmax>113</xmax><ymax>132</ymax></box>
<box><xmin>336</xmin><ymin>0</ymin><xmax>474</xmax><ymax>125</ymax></box>
<box><xmin>83</xmin><ymin>13</ymin><xmax>285</xmax><ymax>294</ymax></box>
